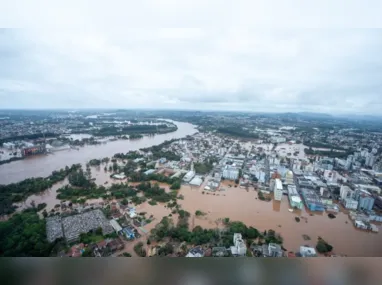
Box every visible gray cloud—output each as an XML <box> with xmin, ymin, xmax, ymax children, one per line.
<box><xmin>0</xmin><ymin>27</ymin><xmax>382</xmax><ymax>114</ymax></box>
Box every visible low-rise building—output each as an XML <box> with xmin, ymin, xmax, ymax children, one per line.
<box><xmin>230</xmin><ymin>233</ymin><xmax>247</xmax><ymax>256</ymax></box>
<box><xmin>186</xmin><ymin>246</ymin><xmax>205</xmax><ymax>257</ymax></box>
<box><xmin>300</xmin><ymin>246</ymin><xmax>317</xmax><ymax>257</ymax></box>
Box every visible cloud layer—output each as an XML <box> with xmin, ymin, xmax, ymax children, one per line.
<box><xmin>1</xmin><ymin>27</ymin><xmax>382</xmax><ymax>114</ymax></box>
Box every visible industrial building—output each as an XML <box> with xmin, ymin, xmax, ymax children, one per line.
<box><xmin>183</xmin><ymin>170</ymin><xmax>195</xmax><ymax>182</ymax></box>
<box><xmin>273</xmin><ymin>179</ymin><xmax>283</xmax><ymax>201</ymax></box>
<box><xmin>189</xmin><ymin>176</ymin><xmax>203</xmax><ymax>187</ymax></box>
<box><xmin>22</xmin><ymin>145</ymin><xmax>46</xmax><ymax>157</ymax></box>
<box><xmin>300</xmin><ymin>188</ymin><xmax>325</xmax><ymax>212</ymax></box>
<box><xmin>287</xmin><ymin>185</ymin><xmax>303</xmax><ymax>209</ymax></box>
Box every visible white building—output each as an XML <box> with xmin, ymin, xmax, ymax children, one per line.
<box><xmin>273</xmin><ymin>178</ymin><xmax>283</xmax><ymax>201</ymax></box>
<box><xmin>3</xmin><ymin>142</ymin><xmax>15</xmax><ymax>149</ymax></box>
<box><xmin>109</xmin><ymin>219</ymin><xmax>123</xmax><ymax>233</ymax></box>
<box><xmin>222</xmin><ymin>166</ymin><xmax>239</xmax><ymax>180</ymax></box>
<box><xmin>365</xmin><ymin>155</ymin><xmax>376</xmax><ymax>167</ymax></box>
<box><xmin>285</xmin><ymin>170</ymin><xmax>294</xmax><ymax>185</ymax></box>
<box><xmin>183</xmin><ymin>171</ymin><xmax>195</xmax><ymax>182</ymax></box>
<box><xmin>300</xmin><ymin>246</ymin><xmax>317</xmax><ymax>257</ymax></box>
<box><xmin>231</xmin><ymin>233</ymin><xmax>247</xmax><ymax>256</ymax></box>
<box><xmin>344</xmin><ymin>198</ymin><xmax>358</xmax><ymax>210</ymax></box>
<box><xmin>340</xmin><ymin>185</ymin><xmax>353</xmax><ymax>200</ymax></box>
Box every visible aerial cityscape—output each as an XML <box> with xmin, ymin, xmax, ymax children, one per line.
<box><xmin>1</xmin><ymin>109</ymin><xmax>382</xmax><ymax>257</ymax></box>
<box><xmin>1</xmin><ymin>28</ymin><xmax>382</xmax><ymax>259</ymax></box>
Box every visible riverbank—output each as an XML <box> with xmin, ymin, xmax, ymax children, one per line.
<box><xmin>0</xmin><ymin>121</ymin><xmax>197</xmax><ymax>184</ymax></box>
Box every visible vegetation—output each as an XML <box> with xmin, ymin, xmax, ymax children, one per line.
<box><xmin>134</xmin><ymin>242</ymin><xmax>146</xmax><ymax>257</ymax></box>
<box><xmin>216</xmin><ymin>127</ymin><xmax>259</xmax><ymax>138</ymax></box>
<box><xmin>316</xmin><ymin>237</ymin><xmax>333</xmax><ymax>254</ymax></box>
<box><xmin>36</xmin><ymin>203</ymin><xmax>47</xmax><ymax>211</ymax></box>
<box><xmin>0</xmin><ymin>164</ymin><xmax>81</xmax><ymax>215</ymax></box>
<box><xmin>295</xmin><ymin>217</ymin><xmax>300</xmax><ymax>222</ymax></box>
<box><xmin>136</xmin><ymin>182</ymin><xmax>173</xmax><ymax>203</ymax></box>
<box><xmin>194</xmin><ymin>162</ymin><xmax>213</xmax><ymax>174</ymax></box>
<box><xmin>79</xmin><ymin>232</ymin><xmax>104</xmax><ymax>244</ymax></box>
<box><xmin>88</xmin><ymin>159</ymin><xmax>102</xmax><ymax>166</ymax></box>
<box><xmin>122</xmin><ymin>252</ymin><xmax>132</xmax><ymax>257</ymax></box>
<box><xmin>0</xmin><ymin>211</ymin><xmax>54</xmax><ymax>256</ymax></box>
<box><xmin>195</xmin><ymin>210</ymin><xmax>206</xmax><ymax>216</ymax></box>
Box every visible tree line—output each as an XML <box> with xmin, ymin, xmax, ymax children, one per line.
<box><xmin>0</xmin><ymin>164</ymin><xmax>81</xmax><ymax>215</ymax></box>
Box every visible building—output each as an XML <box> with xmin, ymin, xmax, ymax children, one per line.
<box><xmin>183</xmin><ymin>170</ymin><xmax>195</xmax><ymax>182</ymax></box>
<box><xmin>222</xmin><ymin>166</ymin><xmax>239</xmax><ymax>181</ymax></box>
<box><xmin>112</xmin><ymin>173</ymin><xmax>126</xmax><ymax>180</ymax></box>
<box><xmin>287</xmin><ymin>185</ymin><xmax>303</xmax><ymax>209</ymax></box>
<box><xmin>300</xmin><ymin>246</ymin><xmax>317</xmax><ymax>257</ymax></box>
<box><xmin>268</xmin><ymin>243</ymin><xmax>283</xmax><ymax>257</ymax></box>
<box><xmin>365</xmin><ymin>155</ymin><xmax>376</xmax><ymax>167</ymax></box>
<box><xmin>301</xmin><ymin>188</ymin><xmax>325</xmax><ymax>212</ymax></box>
<box><xmin>285</xmin><ymin>170</ymin><xmax>294</xmax><ymax>185</ymax></box>
<box><xmin>189</xmin><ymin>176</ymin><xmax>203</xmax><ymax>186</ymax></box>
<box><xmin>231</xmin><ymin>233</ymin><xmax>247</xmax><ymax>256</ymax></box>
<box><xmin>358</xmin><ymin>195</ymin><xmax>375</xmax><ymax>211</ymax></box>
<box><xmin>343</xmin><ymin>198</ymin><xmax>358</xmax><ymax>210</ymax></box>
<box><xmin>109</xmin><ymin>219</ymin><xmax>123</xmax><ymax>233</ymax></box>
<box><xmin>22</xmin><ymin>145</ymin><xmax>46</xmax><ymax>157</ymax></box>
<box><xmin>186</xmin><ymin>246</ymin><xmax>205</xmax><ymax>257</ymax></box>
<box><xmin>340</xmin><ymin>185</ymin><xmax>353</xmax><ymax>200</ymax></box>
<box><xmin>273</xmin><ymin>179</ymin><xmax>283</xmax><ymax>201</ymax></box>
<box><xmin>144</xmin><ymin>169</ymin><xmax>156</xmax><ymax>175</ymax></box>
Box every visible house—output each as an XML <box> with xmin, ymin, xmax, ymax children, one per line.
<box><xmin>186</xmin><ymin>246</ymin><xmax>205</xmax><ymax>257</ymax></box>
<box><xmin>300</xmin><ymin>246</ymin><xmax>317</xmax><ymax>257</ymax></box>
<box><xmin>268</xmin><ymin>243</ymin><xmax>283</xmax><ymax>257</ymax></box>
<box><xmin>67</xmin><ymin>243</ymin><xmax>85</xmax><ymax>257</ymax></box>
<box><xmin>107</xmin><ymin>238</ymin><xmax>124</xmax><ymax>252</ymax></box>
<box><xmin>212</xmin><ymin>247</ymin><xmax>229</xmax><ymax>257</ymax></box>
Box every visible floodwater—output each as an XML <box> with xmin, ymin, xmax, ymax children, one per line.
<box><xmin>0</xmin><ymin>121</ymin><xmax>197</xmax><ymax>184</ymax></box>
<box><xmin>176</xmin><ymin>185</ymin><xmax>382</xmax><ymax>257</ymax></box>
<box><xmin>14</xmin><ymin>178</ymin><xmax>69</xmax><ymax>213</ymax></box>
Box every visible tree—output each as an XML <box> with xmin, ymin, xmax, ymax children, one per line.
<box><xmin>316</xmin><ymin>238</ymin><xmax>333</xmax><ymax>254</ymax></box>
<box><xmin>95</xmin><ymin>227</ymin><xmax>103</xmax><ymax>236</ymax></box>
<box><xmin>147</xmin><ymin>239</ymin><xmax>151</xmax><ymax>245</ymax></box>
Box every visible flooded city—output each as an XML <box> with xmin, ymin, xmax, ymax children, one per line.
<box><xmin>176</xmin><ymin>185</ymin><xmax>382</xmax><ymax>257</ymax></box>
<box><xmin>2</xmin><ymin>119</ymin><xmax>382</xmax><ymax>257</ymax></box>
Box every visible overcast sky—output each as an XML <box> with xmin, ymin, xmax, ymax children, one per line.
<box><xmin>1</xmin><ymin>1</ymin><xmax>382</xmax><ymax>114</ymax></box>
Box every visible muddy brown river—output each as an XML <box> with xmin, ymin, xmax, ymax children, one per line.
<box><xmin>0</xmin><ymin>121</ymin><xmax>197</xmax><ymax>184</ymax></box>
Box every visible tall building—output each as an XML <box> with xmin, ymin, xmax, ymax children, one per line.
<box><xmin>365</xmin><ymin>155</ymin><xmax>376</xmax><ymax>168</ymax></box>
<box><xmin>344</xmin><ymin>198</ymin><xmax>358</xmax><ymax>210</ymax></box>
<box><xmin>288</xmin><ymin>185</ymin><xmax>303</xmax><ymax>209</ymax></box>
<box><xmin>273</xmin><ymin>179</ymin><xmax>283</xmax><ymax>201</ymax></box>
<box><xmin>358</xmin><ymin>195</ymin><xmax>375</xmax><ymax>211</ymax></box>
<box><xmin>285</xmin><ymin>170</ymin><xmax>294</xmax><ymax>185</ymax></box>
<box><xmin>340</xmin><ymin>185</ymin><xmax>352</xmax><ymax>200</ymax></box>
